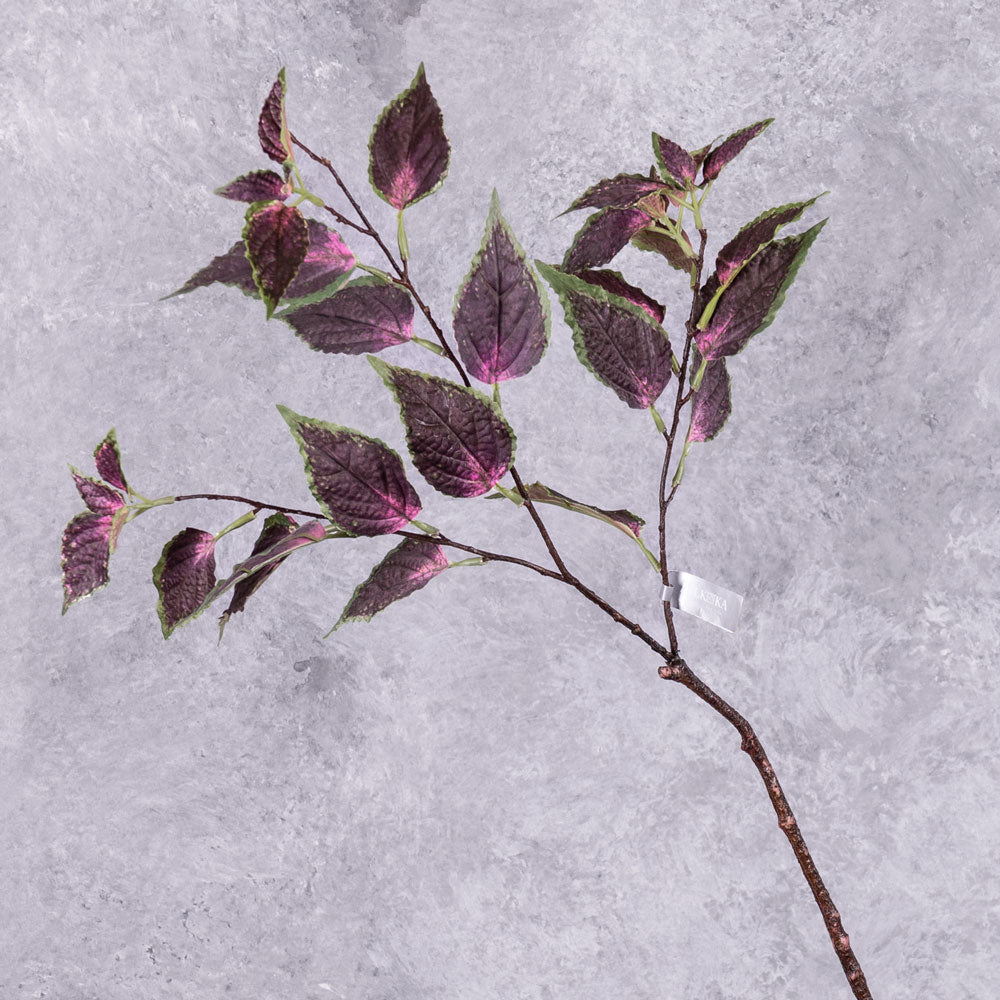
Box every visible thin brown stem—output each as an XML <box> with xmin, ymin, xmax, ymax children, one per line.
<box><xmin>173</xmin><ymin>493</ymin><xmax>327</xmax><ymax>520</ymax></box>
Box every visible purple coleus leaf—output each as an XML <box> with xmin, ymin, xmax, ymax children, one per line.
<box><xmin>453</xmin><ymin>190</ymin><xmax>551</xmax><ymax>384</ymax></box>
<box><xmin>369</xmin><ymin>63</ymin><xmax>450</xmax><ymax>210</ymax></box>
<box><xmin>714</xmin><ymin>194</ymin><xmax>826</xmax><ymax>286</ymax></box>
<box><xmin>515</xmin><ymin>482</ymin><xmax>646</xmax><ymax>541</ymax></box>
<box><xmin>243</xmin><ymin>201</ymin><xmax>310</xmax><ymax>319</ymax></box>
<box><xmin>696</xmin><ymin>220</ymin><xmax>826</xmax><ymax>360</ymax></box>
<box><xmin>631</xmin><ymin>226</ymin><xmax>695</xmax><ymax>273</ymax></box>
<box><xmin>536</xmin><ymin>262</ymin><xmax>673</xmax><ymax>410</ymax></box>
<box><xmin>369</xmin><ymin>358</ymin><xmax>516</xmax><ymax>498</ymax></box>
<box><xmin>689</xmin><ymin>143</ymin><xmax>712</xmax><ymax>172</ymax></box>
<box><xmin>61</xmin><ymin>512</ymin><xmax>115</xmax><ymax>612</ymax></box>
<box><xmin>280</xmin><ymin>276</ymin><xmax>413</xmax><ymax>355</ymax></box>
<box><xmin>215</xmin><ymin>169</ymin><xmax>290</xmax><ymax>203</ymax></box>
<box><xmin>559</xmin><ymin>173</ymin><xmax>671</xmax><ymax>216</ymax></box>
<box><xmin>93</xmin><ymin>428</ymin><xmax>128</xmax><ymax>492</ymax></box>
<box><xmin>278</xmin><ymin>405</ymin><xmax>421</xmax><ymax>535</ymax></box>
<box><xmin>258</xmin><ymin>68</ymin><xmax>293</xmax><ymax>168</ymax></box>
<box><xmin>687</xmin><ymin>346</ymin><xmax>732</xmax><ymax>444</ymax></box>
<box><xmin>701</xmin><ymin>118</ymin><xmax>774</xmax><ymax>182</ymax></box>
<box><xmin>70</xmin><ymin>467</ymin><xmax>125</xmax><ymax>514</ymax></box>
<box><xmin>153</xmin><ymin>527</ymin><xmax>217</xmax><ymax>638</ymax></box>
<box><xmin>562</xmin><ymin>207</ymin><xmax>651</xmax><ymax>273</ymax></box>
<box><xmin>331</xmin><ymin>537</ymin><xmax>449</xmax><ymax>632</ymax></box>
<box><xmin>574</xmin><ymin>269</ymin><xmax>665</xmax><ymax>324</ymax></box>
<box><xmin>652</xmin><ymin>132</ymin><xmax>697</xmax><ymax>186</ymax></box>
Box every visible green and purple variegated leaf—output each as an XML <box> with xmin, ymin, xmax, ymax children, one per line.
<box><xmin>243</xmin><ymin>201</ymin><xmax>310</xmax><ymax>319</ymax></box>
<box><xmin>701</xmin><ymin>118</ymin><xmax>774</xmax><ymax>182</ymax></box>
<box><xmin>369</xmin><ymin>358</ymin><xmax>516</xmax><ymax>498</ymax></box>
<box><xmin>536</xmin><ymin>262</ymin><xmax>673</xmax><ymax>410</ymax></box>
<box><xmin>368</xmin><ymin>63</ymin><xmax>450</xmax><ymax>210</ymax></box>
<box><xmin>631</xmin><ymin>226</ymin><xmax>695</xmax><ymax>272</ymax></box>
<box><xmin>559</xmin><ymin>173</ymin><xmax>670</xmax><ymax>216</ymax></box>
<box><xmin>215</xmin><ymin>169</ymin><xmax>290</xmax><ymax>203</ymax></box>
<box><xmin>61</xmin><ymin>511</ymin><xmax>115</xmax><ymax>612</ymax></box>
<box><xmin>331</xmin><ymin>537</ymin><xmax>449</xmax><ymax>632</ymax></box>
<box><xmin>515</xmin><ymin>482</ymin><xmax>646</xmax><ymax>541</ymax></box>
<box><xmin>153</xmin><ymin>527</ymin><xmax>217</xmax><ymax>638</ymax></box>
<box><xmin>653</xmin><ymin>133</ymin><xmax>697</xmax><ymax>186</ymax></box>
<box><xmin>689</xmin><ymin>143</ymin><xmax>712</xmax><ymax>172</ymax></box>
<box><xmin>258</xmin><ymin>68</ymin><xmax>293</xmax><ymax>168</ymax></box>
<box><xmin>93</xmin><ymin>428</ymin><xmax>128</xmax><ymax>492</ymax></box>
<box><xmin>71</xmin><ymin>467</ymin><xmax>125</xmax><ymax>514</ymax></box>
<box><xmin>715</xmin><ymin>195</ymin><xmax>824</xmax><ymax>286</ymax></box>
<box><xmin>696</xmin><ymin>220</ymin><xmax>826</xmax><ymax>360</ymax></box>
<box><xmin>575</xmin><ymin>269</ymin><xmax>665</xmax><ymax>324</ymax></box>
<box><xmin>687</xmin><ymin>347</ymin><xmax>732</xmax><ymax>444</ymax></box>
<box><xmin>453</xmin><ymin>190</ymin><xmax>550</xmax><ymax>383</ymax></box>
<box><xmin>163</xmin><ymin>239</ymin><xmax>259</xmax><ymax>299</ymax></box>
<box><xmin>280</xmin><ymin>276</ymin><xmax>413</xmax><ymax>355</ymax></box>
<box><xmin>562</xmin><ymin>207</ymin><xmax>651</xmax><ymax>273</ymax></box>
<box><xmin>278</xmin><ymin>405</ymin><xmax>421</xmax><ymax>535</ymax></box>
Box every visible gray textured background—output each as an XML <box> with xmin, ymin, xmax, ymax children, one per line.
<box><xmin>3</xmin><ymin>1</ymin><xmax>998</xmax><ymax>997</ymax></box>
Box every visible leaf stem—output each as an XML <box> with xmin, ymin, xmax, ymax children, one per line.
<box><xmin>214</xmin><ymin>508</ymin><xmax>259</xmax><ymax>541</ymax></box>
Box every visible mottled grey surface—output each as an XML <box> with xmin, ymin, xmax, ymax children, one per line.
<box><xmin>3</xmin><ymin>1</ymin><xmax>999</xmax><ymax>997</ymax></box>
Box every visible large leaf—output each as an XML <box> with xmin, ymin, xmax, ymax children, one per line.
<box><xmin>574</xmin><ymin>269</ymin><xmax>665</xmax><ymax>324</ymax></box>
<box><xmin>536</xmin><ymin>262</ymin><xmax>673</xmax><ymax>410</ymax></box>
<box><xmin>562</xmin><ymin>207</ymin><xmax>650</xmax><ymax>273</ymax></box>
<box><xmin>153</xmin><ymin>527</ymin><xmax>217</xmax><ymax>638</ymax></box>
<box><xmin>331</xmin><ymin>537</ymin><xmax>449</xmax><ymax>632</ymax></box>
<box><xmin>560</xmin><ymin>173</ymin><xmax>670</xmax><ymax>216</ymax></box>
<box><xmin>215</xmin><ymin>169</ymin><xmax>290</xmax><ymax>203</ymax></box>
<box><xmin>453</xmin><ymin>190</ymin><xmax>550</xmax><ymax>383</ymax></box>
<box><xmin>701</xmin><ymin>118</ymin><xmax>773</xmax><ymax>182</ymax></box>
<box><xmin>70</xmin><ymin>467</ymin><xmax>125</xmax><ymax>514</ymax></box>
<box><xmin>696</xmin><ymin>220</ymin><xmax>826</xmax><ymax>360</ymax></box>
<box><xmin>258</xmin><ymin>67</ymin><xmax>293</xmax><ymax>168</ymax></box>
<box><xmin>368</xmin><ymin>63</ymin><xmax>450</xmax><ymax>210</ymax></box>
<box><xmin>93</xmin><ymin>428</ymin><xmax>128</xmax><ymax>492</ymax></box>
<box><xmin>630</xmin><ymin>226</ymin><xmax>695</xmax><ymax>272</ymax></box>
<box><xmin>652</xmin><ymin>133</ymin><xmax>697</xmax><ymax>186</ymax></box>
<box><xmin>369</xmin><ymin>358</ymin><xmax>516</xmax><ymax>498</ymax></box>
<box><xmin>61</xmin><ymin>512</ymin><xmax>115</xmax><ymax>612</ymax></box>
<box><xmin>243</xmin><ymin>201</ymin><xmax>309</xmax><ymax>319</ymax></box>
<box><xmin>715</xmin><ymin>195</ymin><xmax>824</xmax><ymax>286</ymax></box>
<box><xmin>280</xmin><ymin>276</ymin><xmax>413</xmax><ymax>355</ymax></box>
<box><xmin>687</xmin><ymin>346</ymin><xmax>732</xmax><ymax>443</ymax></box>
<box><xmin>279</xmin><ymin>405</ymin><xmax>421</xmax><ymax>535</ymax></box>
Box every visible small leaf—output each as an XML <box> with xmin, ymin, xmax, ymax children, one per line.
<box><xmin>515</xmin><ymin>482</ymin><xmax>646</xmax><ymax>540</ymax></box>
<box><xmin>689</xmin><ymin>143</ymin><xmax>712</xmax><ymax>172</ymax></box>
<box><xmin>153</xmin><ymin>527</ymin><xmax>217</xmax><ymax>637</ymax></box>
<box><xmin>574</xmin><ymin>269</ymin><xmax>665</xmax><ymax>324</ymax></box>
<box><xmin>70</xmin><ymin>467</ymin><xmax>125</xmax><ymax>513</ymax></box>
<box><xmin>215</xmin><ymin>169</ymin><xmax>289</xmax><ymax>203</ymax></box>
<box><xmin>701</xmin><ymin>118</ymin><xmax>774</xmax><ymax>182</ymax></box>
<box><xmin>653</xmin><ymin>133</ymin><xmax>697</xmax><ymax>185</ymax></box>
<box><xmin>560</xmin><ymin>173</ymin><xmax>670</xmax><ymax>215</ymax></box>
<box><xmin>453</xmin><ymin>190</ymin><xmax>551</xmax><ymax>383</ymax></box>
<box><xmin>93</xmin><ymin>429</ymin><xmax>128</xmax><ymax>492</ymax></box>
<box><xmin>162</xmin><ymin>240</ymin><xmax>259</xmax><ymax>300</ymax></box>
<box><xmin>278</xmin><ymin>405</ymin><xmax>421</xmax><ymax>535</ymax></box>
<box><xmin>61</xmin><ymin>512</ymin><xmax>115</xmax><ymax>612</ymax></box>
<box><xmin>369</xmin><ymin>359</ymin><xmax>516</xmax><ymax>498</ymax></box>
<box><xmin>368</xmin><ymin>63</ymin><xmax>450</xmax><ymax>210</ymax></box>
<box><xmin>243</xmin><ymin>201</ymin><xmax>310</xmax><ymax>319</ymax></box>
<box><xmin>332</xmin><ymin>537</ymin><xmax>449</xmax><ymax>631</ymax></box>
<box><xmin>715</xmin><ymin>195</ymin><xmax>825</xmax><ymax>286</ymax></box>
<box><xmin>258</xmin><ymin>68</ymin><xmax>293</xmax><ymax>168</ymax></box>
<box><xmin>536</xmin><ymin>262</ymin><xmax>673</xmax><ymax>410</ymax></box>
<box><xmin>630</xmin><ymin>226</ymin><xmax>695</xmax><ymax>272</ymax></box>
<box><xmin>687</xmin><ymin>346</ymin><xmax>732</xmax><ymax>443</ymax></box>
<box><xmin>696</xmin><ymin>220</ymin><xmax>827</xmax><ymax>360</ymax></box>
<box><xmin>562</xmin><ymin>207</ymin><xmax>651</xmax><ymax>273</ymax></box>
<box><xmin>280</xmin><ymin>276</ymin><xmax>413</xmax><ymax>355</ymax></box>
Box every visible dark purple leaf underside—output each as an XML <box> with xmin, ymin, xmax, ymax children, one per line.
<box><xmin>688</xmin><ymin>347</ymin><xmax>732</xmax><ymax>443</ymax></box>
<box><xmin>702</xmin><ymin>118</ymin><xmax>773</xmax><ymax>182</ymax></box>
<box><xmin>370</xmin><ymin>359</ymin><xmax>515</xmax><ymax>498</ymax></box>
<box><xmin>631</xmin><ymin>227</ymin><xmax>694</xmax><ymax>272</ymax></box>
<box><xmin>537</xmin><ymin>263</ymin><xmax>672</xmax><ymax>410</ymax></box>
<box><xmin>520</xmin><ymin>482</ymin><xmax>646</xmax><ymax>539</ymax></box>
<box><xmin>279</xmin><ymin>406</ymin><xmax>421</xmax><ymax>535</ymax></box>
<box><xmin>93</xmin><ymin>429</ymin><xmax>128</xmax><ymax>492</ymax></box>
<box><xmin>281</xmin><ymin>277</ymin><xmax>413</xmax><ymax>355</ymax></box>
<box><xmin>562</xmin><ymin>207</ymin><xmax>650</xmax><ymax>273</ymax></box>
<box><xmin>153</xmin><ymin>527</ymin><xmax>217</xmax><ymax>637</ymax></box>
<box><xmin>453</xmin><ymin>191</ymin><xmax>549</xmax><ymax>383</ymax></box>
<box><xmin>215</xmin><ymin>169</ymin><xmax>289</xmax><ymax>203</ymax></box>
<box><xmin>561</xmin><ymin>173</ymin><xmax>669</xmax><ymax>215</ymax></box>
<box><xmin>61</xmin><ymin>512</ymin><xmax>114</xmax><ymax>611</ymax></box>
<box><xmin>369</xmin><ymin>63</ymin><xmax>450</xmax><ymax>210</ymax></box>
<box><xmin>244</xmin><ymin>202</ymin><xmax>309</xmax><ymax>318</ymax></box>
<box><xmin>715</xmin><ymin>196</ymin><xmax>821</xmax><ymax>286</ymax></box>
<box><xmin>259</xmin><ymin>68</ymin><xmax>292</xmax><ymax>166</ymax></box>
<box><xmin>72</xmin><ymin>469</ymin><xmax>125</xmax><ymax>513</ymax></box>
<box><xmin>697</xmin><ymin>220</ymin><xmax>826</xmax><ymax>360</ymax></box>
<box><xmin>653</xmin><ymin>133</ymin><xmax>697</xmax><ymax>185</ymax></box>
<box><xmin>575</xmin><ymin>269</ymin><xmax>665</xmax><ymax>324</ymax></box>
<box><xmin>333</xmin><ymin>537</ymin><xmax>449</xmax><ymax>630</ymax></box>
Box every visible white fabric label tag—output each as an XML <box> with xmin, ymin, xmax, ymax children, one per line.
<box><xmin>661</xmin><ymin>571</ymin><xmax>744</xmax><ymax>633</ymax></box>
